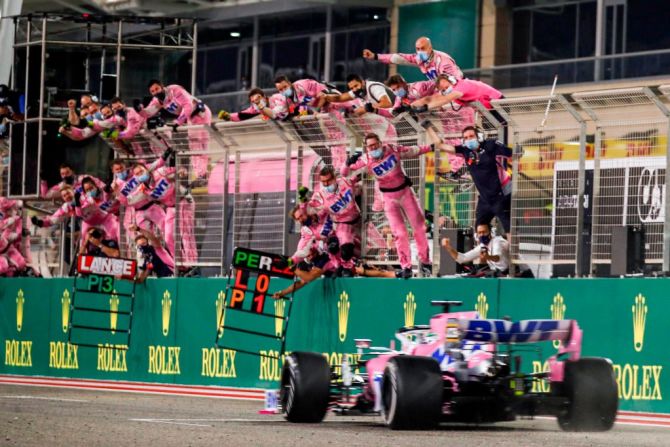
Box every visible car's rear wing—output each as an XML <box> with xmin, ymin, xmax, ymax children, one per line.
<box><xmin>453</xmin><ymin>319</ymin><xmax>576</xmax><ymax>344</ymax></box>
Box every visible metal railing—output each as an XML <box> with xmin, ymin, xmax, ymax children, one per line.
<box><xmin>11</xmin><ymin>82</ymin><xmax>670</xmax><ymax>278</ymax></box>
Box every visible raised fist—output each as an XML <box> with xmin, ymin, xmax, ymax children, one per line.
<box><xmin>362</xmin><ymin>49</ymin><xmax>376</xmax><ymax>60</ymax></box>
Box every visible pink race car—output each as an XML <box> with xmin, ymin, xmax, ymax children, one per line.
<box><xmin>280</xmin><ymin>301</ymin><xmax>618</xmax><ymax>431</ymax></box>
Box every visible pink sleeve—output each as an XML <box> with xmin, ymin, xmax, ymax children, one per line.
<box><xmin>119</xmin><ymin>109</ymin><xmax>144</xmax><ymax>139</ymax></box>
<box><xmin>44</xmin><ymin>204</ymin><xmax>72</xmax><ymax>226</ymax></box>
<box><xmin>155</xmin><ymin>246</ymin><xmax>175</xmax><ymax>270</ymax></box>
<box><xmin>66</xmin><ymin>126</ymin><xmax>98</xmax><ymax>141</ymax></box>
<box><xmin>147</xmin><ymin>157</ymin><xmax>165</xmax><ymax>173</ymax></box>
<box><xmin>291</xmin><ymin>228</ymin><xmax>313</xmax><ymax>263</ymax></box>
<box><xmin>340</xmin><ymin>155</ymin><xmax>367</xmax><ymax>176</ymax></box>
<box><xmin>395</xmin><ymin>144</ymin><xmax>431</xmax><ymax>159</ymax></box>
<box><xmin>91</xmin><ymin>116</ymin><xmax>121</xmax><ymax>132</ymax></box>
<box><xmin>230</xmin><ymin>105</ymin><xmax>259</xmax><ymax>122</ymax></box>
<box><xmin>377</xmin><ymin>53</ymin><xmax>419</xmax><ymax>66</ymax></box>
<box><xmin>376</xmin><ymin>108</ymin><xmax>394</xmax><ymax>119</ymax></box>
<box><xmin>140</xmin><ymin>98</ymin><xmax>162</xmax><ymax>119</ymax></box>
<box><xmin>171</xmin><ymin>85</ymin><xmax>194</xmax><ymax>125</ymax></box>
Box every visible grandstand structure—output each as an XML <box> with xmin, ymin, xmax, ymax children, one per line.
<box><xmin>2</xmin><ymin>11</ymin><xmax>670</xmax><ymax>279</ymax></box>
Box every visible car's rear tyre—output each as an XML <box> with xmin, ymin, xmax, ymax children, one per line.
<box><xmin>557</xmin><ymin>357</ymin><xmax>618</xmax><ymax>431</ymax></box>
<box><xmin>381</xmin><ymin>355</ymin><xmax>442</xmax><ymax>430</ymax></box>
<box><xmin>280</xmin><ymin>352</ymin><xmax>330</xmax><ymax>423</ymax></box>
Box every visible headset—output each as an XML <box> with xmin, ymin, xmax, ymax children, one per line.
<box><xmin>461</xmin><ymin>126</ymin><xmax>486</xmax><ymax>145</ymax></box>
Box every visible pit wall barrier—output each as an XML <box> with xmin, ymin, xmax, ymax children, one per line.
<box><xmin>0</xmin><ymin>277</ymin><xmax>666</xmax><ymax>413</ymax></box>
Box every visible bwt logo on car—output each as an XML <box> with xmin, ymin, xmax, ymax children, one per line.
<box><xmin>330</xmin><ymin>189</ymin><xmax>354</xmax><ymax>213</ymax></box>
<box><xmin>372</xmin><ymin>155</ymin><xmax>398</xmax><ymax>176</ymax></box>
<box><xmin>463</xmin><ymin>319</ymin><xmax>567</xmax><ymax>343</ymax></box>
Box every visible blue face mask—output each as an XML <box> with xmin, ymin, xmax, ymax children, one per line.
<box><xmin>396</xmin><ymin>88</ymin><xmax>407</xmax><ymax>98</ymax></box>
<box><xmin>115</xmin><ymin>171</ymin><xmax>128</xmax><ymax>181</ymax></box>
<box><xmin>2</xmin><ymin>156</ymin><xmax>9</xmax><ymax>165</ymax></box>
<box><xmin>138</xmin><ymin>173</ymin><xmax>150</xmax><ymax>183</ymax></box>
<box><xmin>464</xmin><ymin>139</ymin><xmax>480</xmax><ymax>151</ymax></box>
<box><xmin>323</xmin><ymin>183</ymin><xmax>337</xmax><ymax>193</ymax></box>
<box><xmin>87</xmin><ymin>190</ymin><xmax>98</xmax><ymax>198</ymax></box>
<box><xmin>282</xmin><ymin>87</ymin><xmax>293</xmax><ymax>98</ymax></box>
<box><xmin>441</xmin><ymin>86</ymin><xmax>453</xmax><ymax>95</ymax></box>
<box><xmin>369</xmin><ymin>148</ymin><xmax>384</xmax><ymax>159</ymax></box>
<box><xmin>479</xmin><ymin>234</ymin><xmax>491</xmax><ymax>246</ymax></box>
<box><xmin>417</xmin><ymin>51</ymin><xmax>430</xmax><ymax>63</ymax></box>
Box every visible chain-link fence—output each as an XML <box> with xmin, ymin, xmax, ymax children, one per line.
<box><xmin>12</xmin><ymin>83</ymin><xmax>670</xmax><ymax>277</ymax></box>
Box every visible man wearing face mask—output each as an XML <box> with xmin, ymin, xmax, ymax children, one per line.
<box><xmin>425</xmin><ymin>124</ymin><xmax>512</xmax><ymax>232</ymax></box>
<box><xmin>219</xmin><ymin>88</ymin><xmax>289</xmax><ymax>122</ymax></box>
<box><xmin>40</xmin><ymin>163</ymin><xmax>105</xmax><ymax>200</ymax></box>
<box><xmin>363</xmin><ymin>36</ymin><xmax>463</xmax><ymax>82</ymax></box>
<box><xmin>323</xmin><ymin>74</ymin><xmax>395</xmax><ymax>117</ymax></box>
<box><xmin>106</xmin><ymin>97</ymin><xmax>146</xmax><ymax>140</ymax></box>
<box><xmin>275</xmin><ymin>74</ymin><xmax>354</xmax><ymax>168</ymax></box>
<box><xmin>288</xmin><ymin>203</ymin><xmax>334</xmax><ymax>267</ymax></box>
<box><xmin>341</xmin><ymin>133</ymin><xmax>438</xmax><ymax>278</ymax></box>
<box><xmin>308</xmin><ymin>166</ymin><xmax>361</xmax><ymax>275</ymax></box>
<box><xmin>385</xmin><ymin>74</ymin><xmax>435</xmax><ymax>114</ymax></box>
<box><xmin>139</xmin><ymin>80</ymin><xmax>211</xmax><ymax>178</ymax></box>
<box><xmin>76</xmin><ymin>177</ymin><xmax>120</xmax><ymax>244</ymax></box>
<box><xmin>114</xmin><ymin>162</ymin><xmax>168</xmax><ymax>242</ymax></box>
<box><xmin>441</xmin><ymin>223</ymin><xmax>510</xmax><ymax>276</ymax></box>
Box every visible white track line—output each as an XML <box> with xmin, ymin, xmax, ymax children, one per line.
<box><xmin>0</xmin><ymin>395</ymin><xmax>89</xmax><ymax>403</ymax></box>
<box><xmin>129</xmin><ymin>419</ymin><xmax>211</xmax><ymax>428</ymax></box>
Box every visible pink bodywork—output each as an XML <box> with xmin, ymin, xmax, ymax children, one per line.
<box><xmin>363</xmin><ymin>312</ymin><xmax>584</xmax><ymax>402</ymax></box>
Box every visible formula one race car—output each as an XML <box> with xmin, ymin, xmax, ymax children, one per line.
<box><xmin>280</xmin><ymin>301</ymin><xmax>618</xmax><ymax>431</ymax></box>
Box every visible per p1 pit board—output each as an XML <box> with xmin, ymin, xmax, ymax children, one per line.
<box><xmin>68</xmin><ymin>255</ymin><xmax>138</xmax><ymax>349</ymax></box>
<box><xmin>215</xmin><ymin>247</ymin><xmax>295</xmax><ymax>359</ymax></box>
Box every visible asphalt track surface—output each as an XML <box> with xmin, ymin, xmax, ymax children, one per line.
<box><xmin>1</xmin><ymin>384</ymin><xmax>668</xmax><ymax>447</ymax></box>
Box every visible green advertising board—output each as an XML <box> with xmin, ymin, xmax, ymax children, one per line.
<box><xmin>1</xmin><ymin>277</ymin><xmax>667</xmax><ymax>414</ymax></box>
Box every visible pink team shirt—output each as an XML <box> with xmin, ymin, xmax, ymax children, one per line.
<box><xmin>231</xmin><ymin>93</ymin><xmax>288</xmax><ymax>121</ymax></box>
<box><xmin>341</xmin><ymin>144</ymin><xmax>432</xmax><ymax>190</ymax></box>
<box><xmin>141</xmin><ymin>84</ymin><xmax>202</xmax><ymax>125</ymax></box>
<box><xmin>378</xmin><ymin>50</ymin><xmax>463</xmax><ymax>81</ymax></box>
<box><xmin>451</xmin><ymin>79</ymin><xmax>503</xmax><ymax>110</ymax></box>
<box><xmin>309</xmin><ymin>177</ymin><xmax>361</xmax><ymax>224</ymax></box>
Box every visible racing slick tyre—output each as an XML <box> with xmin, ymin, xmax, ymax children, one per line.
<box><xmin>381</xmin><ymin>355</ymin><xmax>442</xmax><ymax>430</ymax></box>
<box><xmin>280</xmin><ymin>352</ymin><xmax>330</xmax><ymax>423</ymax></box>
<box><xmin>557</xmin><ymin>357</ymin><xmax>618</xmax><ymax>432</ymax></box>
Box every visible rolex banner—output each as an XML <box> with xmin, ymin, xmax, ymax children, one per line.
<box><xmin>0</xmin><ymin>277</ymin><xmax>668</xmax><ymax>414</ymax></box>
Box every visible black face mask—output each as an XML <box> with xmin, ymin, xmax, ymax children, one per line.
<box><xmin>479</xmin><ymin>234</ymin><xmax>491</xmax><ymax>245</ymax></box>
<box><xmin>63</xmin><ymin>175</ymin><xmax>75</xmax><ymax>185</ymax></box>
<box><xmin>354</xmin><ymin>88</ymin><xmax>366</xmax><ymax>99</ymax></box>
<box><xmin>153</xmin><ymin>91</ymin><xmax>166</xmax><ymax>102</ymax></box>
<box><xmin>116</xmin><ymin>109</ymin><xmax>127</xmax><ymax>119</ymax></box>
<box><xmin>304</xmin><ymin>217</ymin><xmax>313</xmax><ymax>227</ymax></box>
<box><xmin>138</xmin><ymin>244</ymin><xmax>154</xmax><ymax>256</ymax></box>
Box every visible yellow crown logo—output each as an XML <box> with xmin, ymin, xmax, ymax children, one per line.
<box><xmin>161</xmin><ymin>290</ymin><xmax>172</xmax><ymax>337</ymax></box>
<box><xmin>632</xmin><ymin>294</ymin><xmax>648</xmax><ymax>353</ymax></box>
<box><xmin>475</xmin><ymin>293</ymin><xmax>489</xmax><ymax>319</ymax></box>
<box><xmin>550</xmin><ymin>293</ymin><xmax>566</xmax><ymax>348</ymax></box>
<box><xmin>110</xmin><ymin>291</ymin><xmax>119</xmax><ymax>334</ymax></box>
<box><xmin>61</xmin><ymin>289</ymin><xmax>71</xmax><ymax>333</ymax></box>
<box><xmin>404</xmin><ymin>292</ymin><xmax>417</xmax><ymax>327</ymax></box>
<box><xmin>274</xmin><ymin>299</ymin><xmax>286</xmax><ymax>338</ymax></box>
<box><xmin>16</xmin><ymin>289</ymin><xmax>25</xmax><ymax>332</ymax></box>
<box><xmin>337</xmin><ymin>291</ymin><xmax>350</xmax><ymax>342</ymax></box>
<box><xmin>216</xmin><ymin>290</ymin><xmax>226</xmax><ymax>338</ymax></box>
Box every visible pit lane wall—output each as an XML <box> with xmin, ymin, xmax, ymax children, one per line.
<box><xmin>0</xmin><ymin>278</ymin><xmax>666</xmax><ymax>413</ymax></box>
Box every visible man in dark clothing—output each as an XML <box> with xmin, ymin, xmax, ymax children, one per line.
<box><xmin>424</xmin><ymin>123</ymin><xmax>512</xmax><ymax>231</ymax></box>
<box><xmin>78</xmin><ymin>227</ymin><xmax>120</xmax><ymax>258</ymax></box>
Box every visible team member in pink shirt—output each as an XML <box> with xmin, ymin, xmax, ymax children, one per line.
<box><xmin>140</xmin><ymin>80</ymin><xmax>212</xmax><ymax>178</ymax></box>
<box><xmin>220</xmin><ymin>88</ymin><xmax>288</xmax><ymax>122</ymax></box>
<box><xmin>308</xmin><ymin>166</ymin><xmax>362</xmax><ymax>274</ymax></box>
<box><xmin>363</xmin><ymin>36</ymin><xmax>463</xmax><ymax>81</ymax></box>
<box><xmin>341</xmin><ymin>133</ymin><xmax>436</xmax><ymax>278</ymax></box>
<box><xmin>413</xmin><ymin>75</ymin><xmax>504</xmax><ymax>111</ymax></box>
